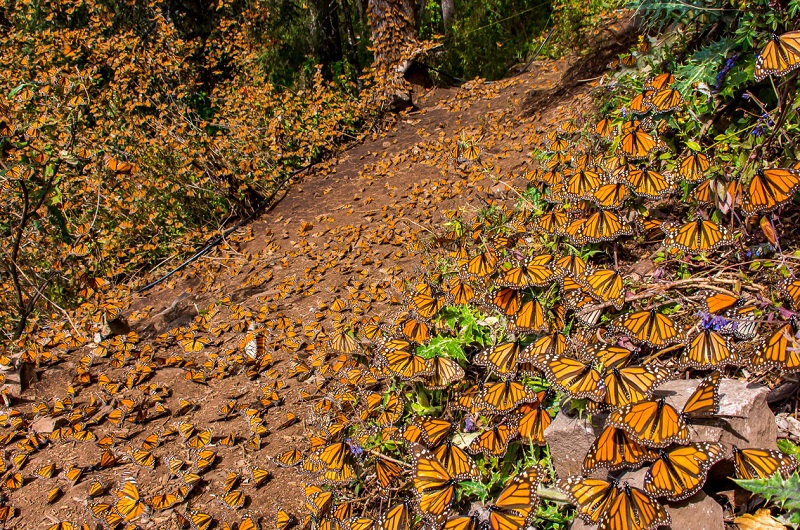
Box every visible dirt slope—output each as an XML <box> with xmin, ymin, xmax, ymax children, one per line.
<box><xmin>5</xmin><ymin>39</ymin><xmax>619</xmax><ymax>528</ymax></box>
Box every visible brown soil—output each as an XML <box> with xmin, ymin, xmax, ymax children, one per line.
<box><xmin>3</xmin><ymin>21</ymin><xmax>636</xmax><ymax>529</ymax></box>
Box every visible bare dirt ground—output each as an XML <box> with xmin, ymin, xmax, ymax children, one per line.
<box><xmin>3</xmin><ymin>25</ymin><xmax>635</xmax><ymax>527</ymax></box>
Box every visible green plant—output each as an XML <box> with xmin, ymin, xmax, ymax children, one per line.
<box><xmin>735</xmin><ymin>472</ymin><xmax>800</xmax><ymax>526</ymax></box>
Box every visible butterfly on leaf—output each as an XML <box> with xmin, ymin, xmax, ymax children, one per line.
<box><xmin>663</xmin><ymin>218</ymin><xmax>732</xmax><ymax>254</ymax></box>
<box><xmin>484</xmin><ymin>467</ymin><xmax>543</xmax><ymax>530</ymax></box>
<box><xmin>678</xmin><ymin>329</ymin><xmax>735</xmax><ymax>369</ymax></box>
<box><xmin>749</xmin><ymin>318</ymin><xmax>800</xmax><ymax>371</ymax></box>
<box><xmin>754</xmin><ymin>31</ymin><xmax>800</xmax><ymax>81</ymax></box>
<box><xmin>410</xmin><ymin>444</ymin><xmax>471</xmax><ymax>524</ymax></box>
<box><xmin>613</xmin><ymin>309</ymin><xmax>682</xmax><ymax>347</ymax></box>
<box><xmin>741</xmin><ymin>168</ymin><xmax>800</xmax><ymax>215</ymax></box>
<box><xmin>467</xmin><ymin>418</ymin><xmax>520</xmax><ymax>457</ymax></box>
<box><xmin>732</xmin><ymin>445</ymin><xmax>799</xmax><ymax>479</ymax></box>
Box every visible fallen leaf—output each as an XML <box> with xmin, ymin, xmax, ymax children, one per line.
<box><xmin>734</xmin><ymin>509</ymin><xmax>786</xmax><ymax>530</ymax></box>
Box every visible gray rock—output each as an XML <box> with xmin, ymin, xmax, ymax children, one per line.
<box><xmin>544</xmin><ymin>408</ymin><xmax>605</xmax><ymax>478</ymax></box>
<box><xmin>654</xmin><ymin>378</ymin><xmax>777</xmax><ymax>449</ymax></box>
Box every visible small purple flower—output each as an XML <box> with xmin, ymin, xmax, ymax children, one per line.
<box><xmin>714</xmin><ymin>54</ymin><xmax>738</xmax><ymax>93</ymax></box>
<box><xmin>346</xmin><ymin>438</ymin><xmax>363</xmax><ymax>456</ymax></box>
<box><xmin>464</xmin><ymin>416</ymin><xmax>477</xmax><ymax>433</ymax></box>
<box><xmin>752</xmin><ymin>126</ymin><xmax>765</xmax><ymax>137</ymax></box>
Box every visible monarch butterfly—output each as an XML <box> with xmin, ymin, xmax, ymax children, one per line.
<box><xmin>676</xmin><ymin>151</ymin><xmax>711</xmax><ymax>182</ymax></box>
<box><xmin>629</xmin><ymin>89</ymin><xmax>655</xmax><ymax>115</ymax></box>
<box><xmin>583</xmin><ymin>426</ymin><xmax>657</xmax><ymax>474</ymax></box>
<box><xmin>222</xmin><ymin>490</ymin><xmax>246</xmax><ymax>509</ymax></box>
<box><xmin>647</xmin><ymin>88</ymin><xmax>684</xmax><ymax>113</ymax></box>
<box><xmin>679</xmin><ymin>329</ymin><xmax>735</xmax><ymax>369</ymax></box>
<box><xmin>594</xmin><ymin>116</ymin><xmax>614</xmax><ymax>139</ymax></box>
<box><xmin>497</xmin><ymin>255</ymin><xmax>555</xmax><ymax>288</ymax></box>
<box><xmin>409</xmin><ymin>416</ymin><xmax>452</xmax><ymax>447</ymax></box>
<box><xmin>607</xmin><ymin>398</ymin><xmax>690</xmax><ymax>447</ymax></box>
<box><xmin>613</xmin><ymin>309</ymin><xmax>682</xmax><ymax>347</ymax></box>
<box><xmin>644</xmin><ymin>442</ymin><xmax>725</xmax><ymax>500</ymax></box>
<box><xmin>423</xmin><ymin>355</ymin><xmax>465</xmax><ymax>390</ymax></box>
<box><xmin>599</xmin><ymin>364</ymin><xmax>676</xmax><ymax>410</ymax></box>
<box><xmin>516</xmin><ymin>398</ymin><xmax>552</xmax><ymax>446</ymax></box>
<box><xmin>621</xmin><ymin>53</ymin><xmax>637</xmax><ymax>67</ymax></box>
<box><xmin>485</xmin><ymin>467</ymin><xmax>542</xmax><ymax>530</ymax></box>
<box><xmin>377</xmin><ymin>501</ymin><xmax>410</xmax><ymax>530</ymax></box>
<box><xmin>732</xmin><ymin>445</ymin><xmax>799</xmax><ymax>479</ymax></box>
<box><xmin>475</xmin><ymin>340</ymin><xmax>523</xmax><ymax>379</ymax></box>
<box><xmin>519</xmin><ymin>332</ymin><xmax>569</xmax><ymax>368</ymax></box>
<box><xmin>542</xmin><ymin>355</ymin><xmax>605</xmax><ymax>401</ymax></box>
<box><xmin>433</xmin><ymin>440</ymin><xmax>481</xmax><ymax>480</ymax></box>
<box><xmin>485</xmin><ymin>287</ymin><xmax>522</xmax><ymax>316</ymax></box>
<box><xmin>383</xmin><ymin>348</ymin><xmax>434</xmax><ymax>380</ymax></box>
<box><xmin>103</xmin><ymin>155</ymin><xmax>135</xmax><ymax>173</ymax></box>
<box><xmin>741</xmin><ymin>168</ymin><xmax>800</xmax><ymax>215</ymax></box>
<box><xmin>467</xmin><ymin>418</ymin><xmax>520</xmax><ymax>457</ymax></box>
<box><xmin>115</xmin><ymin>476</ymin><xmax>149</xmax><ymax>522</ymax></box>
<box><xmin>754</xmin><ymin>31</ymin><xmax>800</xmax><ymax>81</ymax></box>
<box><xmin>645</xmin><ymin>72</ymin><xmax>675</xmax><ymax>90</ymax></box>
<box><xmin>559</xmin><ymin>476</ymin><xmax>670</xmax><ymax>530</ymax></box>
<box><xmin>507</xmin><ymin>298</ymin><xmax>548</xmax><ymax>334</ymax></box>
<box><xmin>478</xmin><ymin>380</ymin><xmax>538</xmax><ymax>413</ymax></box>
<box><xmin>150</xmin><ymin>491</ymin><xmax>183</xmax><ymax>510</ymax></box>
<box><xmin>703</xmin><ymin>292</ymin><xmax>758</xmax><ymax>340</ymax></box>
<box><xmin>586</xmin><ymin>269</ymin><xmax>625</xmax><ymax>309</ymax></box>
<box><xmin>190</xmin><ymin>511</ymin><xmax>213</xmax><ymax>530</ymax></box>
<box><xmin>313</xmin><ymin>442</ymin><xmax>349</xmax><ymax>471</ymax></box>
<box><xmin>273</xmin><ymin>449</ymin><xmax>302</xmax><ymax>467</ymax></box>
<box><xmin>618</xmin><ymin>122</ymin><xmax>665</xmax><ymax>159</ymax></box>
<box><xmin>329</xmin><ymin>330</ymin><xmax>360</xmax><ymax>355</ymax></box>
<box><xmin>397</xmin><ymin>314</ymin><xmax>431</xmax><ymax>344</ymax></box>
<box><xmin>586</xmin><ymin>344</ymin><xmax>633</xmax><ymax>369</ymax></box>
<box><xmin>590</xmin><ymin>182</ymin><xmax>630</xmax><ymax>209</ymax></box>
<box><xmin>276</xmin><ymin>508</ymin><xmax>295</xmax><ymax>530</ymax></box>
<box><xmin>409</xmin><ymin>291</ymin><xmax>448</xmax><ymax>319</ymax></box>
<box><xmin>130</xmin><ymin>449</ymin><xmax>156</xmax><ymax>468</ymax></box>
<box><xmin>195</xmin><ymin>449</ymin><xmax>216</xmax><ymax>471</ymax></box>
<box><xmin>447</xmin><ymin>274</ymin><xmax>476</xmax><ymax>305</ymax></box>
<box><xmin>410</xmin><ymin>445</ymin><xmax>467</xmax><ymax>523</ymax></box>
<box><xmin>578</xmin><ymin>209</ymin><xmax>634</xmax><ymax>243</ymax></box>
<box><xmin>443</xmin><ymin>515</ymin><xmax>481</xmax><ymax>530</ymax></box>
<box><xmin>781</xmin><ymin>277</ymin><xmax>800</xmax><ymax>309</ymax></box>
<box><xmin>749</xmin><ymin>318</ymin><xmax>800</xmax><ymax>371</ymax></box>
<box><xmin>375</xmin><ymin>457</ymin><xmax>402</xmax><ymax>490</ymax></box>
<box><xmin>665</xmin><ymin>218</ymin><xmax>732</xmax><ymax>254</ymax></box>
<box><xmin>623</xmin><ymin>166</ymin><xmax>673</xmax><ymax>199</ymax></box>
<box><xmin>465</xmin><ymin>246</ymin><xmax>498</xmax><ymax>277</ymax></box>
<box><xmin>565</xmin><ymin>168</ymin><xmax>604</xmax><ymax>199</ymax></box>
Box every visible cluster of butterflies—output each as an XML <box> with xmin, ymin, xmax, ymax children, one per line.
<box><xmin>265</xmin><ymin>36</ymin><xmax>800</xmax><ymax>530</ymax></box>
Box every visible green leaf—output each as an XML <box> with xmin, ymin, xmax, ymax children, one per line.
<box><xmin>735</xmin><ymin>472</ymin><xmax>800</xmax><ymax>511</ymax></box>
<box><xmin>686</xmin><ymin>140</ymin><xmax>702</xmax><ymax>151</ymax></box>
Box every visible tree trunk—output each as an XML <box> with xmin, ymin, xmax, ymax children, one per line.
<box><xmin>308</xmin><ymin>0</ymin><xmax>343</xmax><ymax>79</ymax></box>
<box><xmin>441</xmin><ymin>0</ymin><xmax>455</xmax><ymax>38</ymax></box>
<box><xmin>367</xmin><ymin>0</ymin><xmax>415</xmax><ymax>74</ymax></box>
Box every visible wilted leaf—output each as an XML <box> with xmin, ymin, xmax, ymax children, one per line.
<box><xmin>734</xmin><ymin>509</ymin><xmax>786</xmax><ymax>530</ymax></box>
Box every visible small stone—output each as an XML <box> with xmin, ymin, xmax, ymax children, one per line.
<box><xmin>544</xmin><ymin>408</ymin><xmax>605</xmax><ymax>478</ymax></box>
<box><xmin>32</xmin><ymin>416</ymin><xmax>69</xmax><ymax>434</ymax></box>
<box><xmin>654</xmin><ymin>378</ymin><xmax>777</xmax><ymax>449</ymax></box>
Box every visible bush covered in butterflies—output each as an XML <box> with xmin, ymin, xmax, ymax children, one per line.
<box><xmin>0</xmin><ymin>0</ymin><xmax>377</xmax><ymax>343</ymax></box>
<box><xmin>284</xmin><ymin>7</ymin><xmax>800</xmax><ymax>530</ymax></box>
